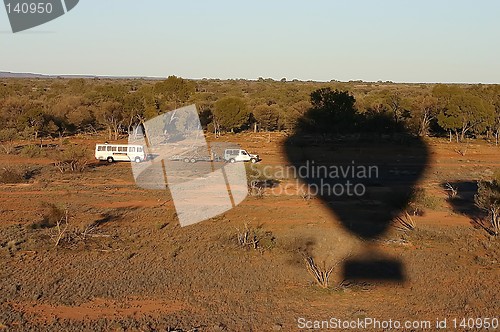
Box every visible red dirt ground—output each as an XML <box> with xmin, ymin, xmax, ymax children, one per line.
<box><xmin>0</xmin><ymin>133</ymin><xmax>499</xmax><ymax>331</ymax></box>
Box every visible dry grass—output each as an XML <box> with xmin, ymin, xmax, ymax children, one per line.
<box><xmin>236</xmin><ymin>223</ymin><xmax>260</xmax><ymax>249</ymax></box>
<box><xmin>304</xmin><ymin>256</ymin><xmax>336</xmax><ymax>289</ymax></box>
<box><xmin>394</xmin><ymin>211</ymin><xmax>416</xmax><ymax>232</ymax></box>
<box><xmin>235</xmin><ymin>223</ymin><xmax>275</xmax><ymax>251</ymax></box>
<box><xmin>445</xmin><ymin>182</ymin><xmax>458</xmax><ymax>199</ymax></box>
<box><xmin>248</xmin><ymin>182</ymin><xmax>265</xmax><ymax>199</ymax></box>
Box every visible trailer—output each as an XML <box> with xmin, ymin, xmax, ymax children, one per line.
<box><xmin>163</xmin><ymin>144</ymin><xmax>222</xmax><ymax>164</ymax></box>
<box><xmin>169</xmin><ymin>151</ymin><xmax>222</xmax><ymax>163</ymax></box>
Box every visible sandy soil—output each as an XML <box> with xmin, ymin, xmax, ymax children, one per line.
<box><xmin>0</xmin><ymin>133</ymin><xmax>499</xmax><ymax>331</ymax></box>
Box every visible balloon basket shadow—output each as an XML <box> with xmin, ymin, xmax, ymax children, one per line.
<box><xmin>342</xmin><ymin>257</ymin><xmax>405</xmax><ymax>282</ymax></box>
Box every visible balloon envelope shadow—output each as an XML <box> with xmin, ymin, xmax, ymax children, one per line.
<box><xmin>285</xmin><ymin>130</ymin><xmax>429</xmax><ymax>282</ymax></box>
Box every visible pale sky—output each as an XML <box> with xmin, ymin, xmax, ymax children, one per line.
<box><xmin>1</xmin><ymin>0</ymin><xmax>499</xmax><ymax>83</ymax></box>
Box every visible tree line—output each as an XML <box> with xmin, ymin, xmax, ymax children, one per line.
<box><xmin>0</xmin><ymin>76</ymin><xmax>499</xmax><ymax>147</ymax></box>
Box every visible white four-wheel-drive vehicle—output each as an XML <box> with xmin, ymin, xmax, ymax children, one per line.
<box><xmin>224</xmin><ymin>149</ymin><xmax>260</xmax><ymax>164</ymax></box>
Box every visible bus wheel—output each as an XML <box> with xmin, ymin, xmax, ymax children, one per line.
<box><xmin>250</xmin><ymin>158</ymin><xmax>257</xmax><ymax>164</ymax></box>
<box><xmin>190</xmin><ymin>158</ymin><xmax>196</xmax><ymax>163</ymax></box>
<box><xmin>135</xmin><ymin>157</ymin><xmax>141</xmax><ymax>163</ymax></box>
<box><xmin>230</xmin><ymin>158</ymin><xmax>236</xmax><ymax>164</ymax></box>
<box><xmin>183</xmin><ymin>158</ymin><xmax>190</xmax><ymax>163</ymax></box>
<box><xmin>107</xmin><ymin>157</ymin><xmax>114</xmax><ymax>163</ymax></box>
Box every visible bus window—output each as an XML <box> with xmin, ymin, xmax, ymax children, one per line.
<box><xmin>107</xmin><ymin>146</ymin><xmax>112</xmax><ymax>152</ymax></box>
<box><xmin>137</xmin><ymin>147</ymin><xmax>143</xmax><ymax>152</ymax></box>
<box><xmin>118</xmin><ymin>147</ymin><xmax>127</xmax><ymax>152</ymax></box>
<box><xmin>129</xmin><ymin>147</ymin><xmax>136</xmax><ymax>152</ymax></box>
<box><xmin>98</xmin><ymin>146</ymin><xmax>105</xmax><ymax>151</ymax></box>
<box><xmin>111</xmin><ymin>147</ymin><xmax>117</xmax><ymax>152</ymax></box>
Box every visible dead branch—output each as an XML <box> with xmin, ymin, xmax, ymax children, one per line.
<box><xmin>52</xmin><ymin>209</ymin><xmax>69</xmax><ymax>247</ymax></box>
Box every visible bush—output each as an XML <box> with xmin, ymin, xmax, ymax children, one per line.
<box><xmin>408</xmin><ymin>187</ymin><xmax>440</xmax><ymax>214</ymax></box>
<box><xmin>0</xmin><ymin>168</ymin><xmax>24</xmax><ymax>184</ymax></box>
<box><xmin>475</xmin><ymin>180</ymin><xmax>500</xmax><ymax>236</ymax></box>
<box><xmin>0</xmin><ymin>167</ymin><xmax>34</xmax><ymax>184</ymax></box>
<box><xmin>20</xmin><ymin>145</ymin><xmax>46</xmax><ymax>158</ymax></box>
<box><xmin>0</xmin><ymin>128</ymin><xmax>18</xmax><ymax>154</ymax></box>
<box><xmin>54</xmin><ymin>145</ymin><xmax>90</xmax><ymax>173</ymax></box>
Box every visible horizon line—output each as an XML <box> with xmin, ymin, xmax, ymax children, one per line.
<box><xmin>1</xmin><ymin>70</ymin><xmax>499</xmax><ymax>85</ymax></box>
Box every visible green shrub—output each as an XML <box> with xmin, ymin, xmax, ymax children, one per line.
<box><xmin>409</xmin><ymin>187</ymin><xmax>440</xmax><ymax>213</ymax></box>
<box><xmin>20</xmin><ymin>145</ymin><xmax>46</xmax><ymax>158</ymax></box>
<box><xmin>54</xmin><ymin>145</ymin><xmax>90</xmax><ymax>173</ymax></box>
<box><xmin>0</xmin><ymin>128</ymin><xmax>18</xmax><ymax>154</ymax></box>
<box><xmin>475</xmin><ymin>180</ymin><xmax>500</xmax><ymax>236</ymax></box>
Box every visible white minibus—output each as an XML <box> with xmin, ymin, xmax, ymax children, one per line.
<box><xmin>95</xmin><ymin>144</ymin><xmax>146</xmax><ymax>163</ymax></box>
